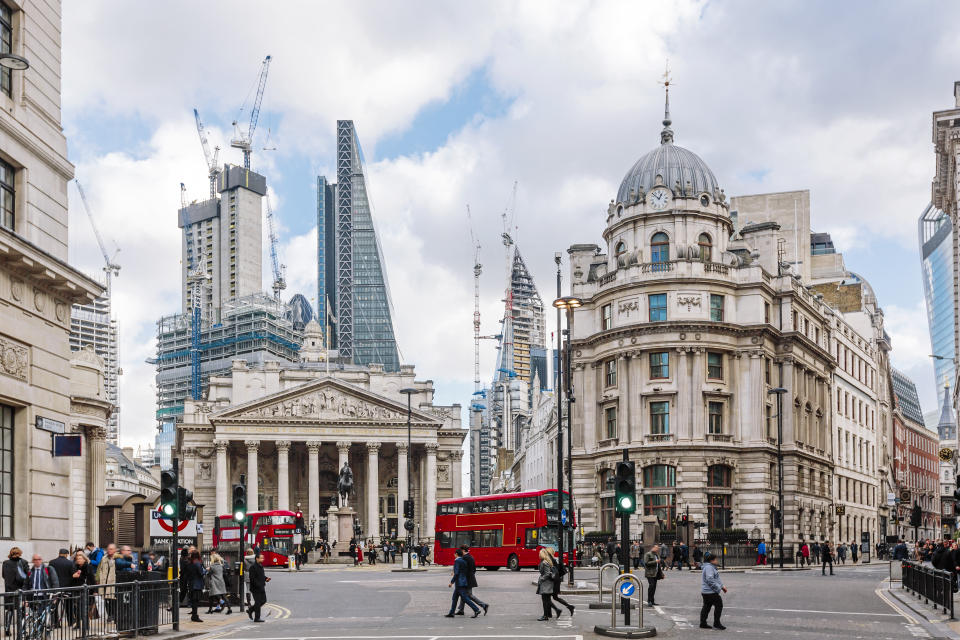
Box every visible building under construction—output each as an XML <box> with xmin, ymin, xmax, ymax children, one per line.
<box><xmin>154</xmin><ymin>293</ymin><xmax>303</xmax><ymax>421</ymax></box>
<box><xmin>70</xmin><ymin>295</ymin><xmax>120</xmax><ymax>443</ymax></box>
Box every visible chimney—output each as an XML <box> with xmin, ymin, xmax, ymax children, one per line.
<box><xmin>122</xmin><ymin>446</ymin><xmax>134</xmax><ymax>460</ymax></box>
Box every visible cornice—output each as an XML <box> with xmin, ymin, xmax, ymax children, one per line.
<box><xmin>0</xmin><ymin>229</ymin><xmax>102</xmax><ymax>304</ymax></box>
<box><xmin>0</xmin><ymin>110</ymin><xmax>74</xmax><ymax>180</ymax></box>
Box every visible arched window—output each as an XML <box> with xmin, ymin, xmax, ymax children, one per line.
<box><xmin>642</xmin><ymin>465</ymin><xmax>676</xmax><ymax>488</ymax></box>
<box><xmin>651</xmin><ymin>232</ymin><xmax>669</xmax><ymax>264</ymax></box>
<box><xmin>615</xmin><ymin>241</ymin><xmax>626</xmax><ymax>257</ymax></box>
<box><xmin>707</xmin><ymin>464</ymin><xmax>732</xmax><ymax>488</ymax></box>
<box><xmin>698</xmin><ymin>233</ymin><xmax>712</xmax><ymax>262</ymax></box>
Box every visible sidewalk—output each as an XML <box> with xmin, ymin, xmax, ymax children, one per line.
<box><xmin>882</xmin><ymin>584</ymin><xmax>960</xmax><ymax>640</ymax></box>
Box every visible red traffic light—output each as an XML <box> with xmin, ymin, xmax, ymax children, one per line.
<box><xmin>295</xmin><ymin>511</ymin><xmax>303</xmax><ymax>519</ymax></box>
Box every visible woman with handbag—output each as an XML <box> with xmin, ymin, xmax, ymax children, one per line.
<box><xmin>205</xmin><ymin>553</ymin><xmax>231</xmax><ymax>615</ymax></box>
<box><xmin>535</xmin><ymin>548</ymin><xmax>561</xmax><ymax>621</ymax></box>
<box><xmin>2</xmin><ymin>547</ymin><xmax>28</xmax><ymax>634</ymax></box>
<box><xmin>71</xmin><ymin>551</ymin><xmax>96</xmax><ymax>629</ymax></box>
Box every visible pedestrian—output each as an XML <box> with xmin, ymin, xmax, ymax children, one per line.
<box><xmin>549</xmin><ymin>553</ymin><xmax>575</xmax><ymax>618</ymax></box>
<box><xmin>390</xmin><ymin>542</ymin><xmax>397</xmax><ymax>563</ymax></box>
<box><xmin>2</xmin><ymin>547</ymin><xmax>27</xmax><ymax>634</ymax></box>
<box><xmin>892</xmin><ymin>539</ymin><xmax>908</xmax><ymax>560</ymax></box>
<box><xmin>248</xmin><ymin>552</ymin><xmax>270</xmax><ymax>623</ymax></box>
<box><xmin>811</xmin><ymin>541</ymin><xmax>821</xmax><ymax>565</ymax></box>
<box><xmin>606</xmin><ymin>538</ymin><xmax>616</xmax><ymax>565</ymax></box>
<box><xmin>454</xmin><ymin>545</ymin><xmax>489</xmax><ymax>616</ymax></box>
<box><xmin>630</xmin><ymin>540</ymin><xmax>640</xmax><ymax>570</ymax></box>
<box><xmin>356</xmin><ymin>541</ymin><xmax>364</xmax><ymax>566</ymax></box>
<box><xmin>670</xmin><ymin>541</ymin><xmax>682</xmax><ymax>570</ymax></box>
<box><xmin>49</xmin><ymin>548</ymin><xmax>74</xmax><ymax>628</ymax></box>
<box><xmin>178</xmin><ymin>547</ymin><xmax>191</xmax><ymax>606</ymax></box>
<box><xmin>699</xmin><ymin>551</ymin><xmax>727</xmax><ymax>630</ymax></box>
<box><xmin>84</xmin><ymin>542</ymin><xmax>104</xmax><ymax>573</ymax></box>
<box><xmin>534</xmin><ymin>548</ymin><xmax>560</xmax><ymax>621</ymax></box>
<box><xmin>95</xmin><ymin>543</ymin><xmax>118</xmax><ymax>622</ymax></box>
<box><xmin>756</xmin><ymin>539</ymin><xmax>767</xmax><ymax>565</ymax></box>
<box><xmin>822</xmin><ymin>541</ymin><xmax>834</xmax><ymax>576</ymax></box>
<box><xmin>799</xmin><ymin>541</ymin><xmax>809</xmax><ymax>567</ymax></box>
<box><xmin>681</xmin><ymin>541</ymin><xmax>692</xmax><ymax>570</ymax></box>
<box><xmin>691</xmin><ymin>543</ymin><xmax>703</xmax><ymax>570</ymax></box>
<box><xmin>243</xmin><ymin>548</ymin><xmax>255</xmax><ymax>609</ymax></box>
<box><xmin>446</xmin><ymin>548</ymin><xmax>481</xmax><ymax>618</ymax></box>
<box><xmin>206</xmin><ymin>552</ymin><xmax>231</xmax><ymax>615</ymax></box>
<box><xmin>186</xmin><ymin>550</ymin><xmax>206</xmax><ymax>622</ymax></box>
<box><xmin>837</xmin><ymin>542</ymin><xmax>847</xmax><ymax>564</ymax></box>
<box><xmin>850</xmin><ymin>541</ymin><xmax>859</xmax><ymax>563</ymax></box>
<box><xmin>643</xmin><ymin>544</ymin><xmax>663</xmax><ymax>607</ymax></box>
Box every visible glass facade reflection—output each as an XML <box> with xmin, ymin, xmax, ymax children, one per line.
<box><xmin>919</xmin><ymin>203</ymin><xmax>955</xmax><ymax>390</ymax></box>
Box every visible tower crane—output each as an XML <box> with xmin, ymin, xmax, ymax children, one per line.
<box><xmin>264</xmin><ymin>193</ymin><xmax>286</xmax><ymax>300</ymax></box>
<box><xmin>193</xmin><ymin>109</ymin><xmax>221</xmax><ymax>198</ymax></box>
<box><xmin>74</xmin><ymin>180</ymin><xmax>120</xmax><ymax>296</ymax></box>
<box><xmin>231</xmin><ymin>55</ymin><xmax>272</xmax><ymax>170</ymax></box>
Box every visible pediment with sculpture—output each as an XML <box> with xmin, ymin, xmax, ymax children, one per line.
<box><xmin>210</xmin><ymin>377</ymin><xmax>442</xmax><ymax>426</ymax></box>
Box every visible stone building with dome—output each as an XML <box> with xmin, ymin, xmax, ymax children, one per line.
<box><xmin>176</xmin><ymin>319</ymin><xmax>466</xmax><ymax>544</ymax></box>
<box><xmin>566</xmin><ymin>94</ymin><xmax>844</xmax><ymax>548</ymax></box>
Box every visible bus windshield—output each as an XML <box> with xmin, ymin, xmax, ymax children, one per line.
<box><xmin>540</xmin><ymin>491</ymin><xmax>572</xmax><ymax>511</ymax></box>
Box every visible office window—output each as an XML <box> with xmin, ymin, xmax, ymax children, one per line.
<box><xmin>601</xmin><ymin>496</ymin><xmax>616</xmax><ymax>532</ymax></box>
<box><xmin>708</xmin><ymin>402</ymin><xmax>723</xmax><ymax>434</ymax></box>
<box><xmin>0</xmin><ymin>405</ymin><xmax>11</xmax><ymax>538</ymax></box>
<box><xmin>649</xmin><ymin>293</ymin><xmax>667</xmax><ymax>321</ymax></box>
<box><xmin>643</xmin><ymin>464</ymin><xmax>676</xmax><ymax>487</ymax></box>
<box><xmin>604</xmin><ymin>359</ymin><xmax>617</xmax><ymax>387</ymax></box>
<box><xmin>651</xmin><ymin>232</ymin><xmax>669</xmax><ymax>264</ymax></box>
<box><xmin>601</xmin><ymin>304</ymin><xmax>612</xmax><ymax>331</ymax></box>
<box><xmin>650</xmin><ymin>352</ymin><xmax>669</xmax><ymax>379</ymax></box>
<box><xmin>605</xmin><ymin>406</ymin><xmax>617</xmax><ymax>439</ymax></box>
<box><xmin>698</xmin><ymin>233</ymin><xmax>712</xmax><ymax>262</ymax></box>
<box><xmin>0</xmin><ymin>3</ymin><xmax>10</xmax><ymax>98</ymax></box>
<box><xmin>707</xmin><ymin>352</ymin><xmax>723</xmax><ymax>379</ymax></box>
<box><xmin>765</xmin><ymin>357</ymin><xmax>772</xmax><ymax>385</ymax></box>
<box><xmin>710</xmin><ymin>294</ymin><xmax>724</xmax><ymax>321</ymax></box>
<box><xmin>643</xmin><ymin>493</ymin><xmax>676</xmax><ymax>524</ymax></box>
<box><xmin>0</xmin><ymin>157</ymin><xmax>13</xmax><ymax>232</ymax></box>
<box><xmin>766</xmin><ymin>405</ymin><xmax>774</xmax><ymax>438</ymax></box>
<box><xmin>602</xmin><ymin>469</ymin><xmax>615</xmax><ymax>491</ymax></box>
<box><xmin>764</xmin><ymin>302</ymin><xmax>771</xmax><ymax>324</ymax></box>
<box><xmin>708</xmin><ymin>494</ymin><xmax>731</xmax><ymax>530</ymax></box>
<box><xmin>707</xmin><ymin>464</ymin><xmax>732</xmax><ymax>488</ymax></box>
<box><xmin>650</xmin><ymin>401</ymin><xmax>670</xmax><ymax>434</ymax></box>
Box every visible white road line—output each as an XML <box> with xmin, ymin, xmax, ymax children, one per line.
<box><xmin>658</xmin><ymin>604</ymin><xmax>901</xmax><ymax>617</ymax></box>
<box><xmin>212</xmin><ymin>636</ymin><xmax>584</xmax><ymax>639</ymax></box>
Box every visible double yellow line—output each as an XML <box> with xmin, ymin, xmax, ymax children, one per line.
<box><xmin>263</xmin><ymin>603</ymin><xmax>292</xmax><ymax>619</ymax></box>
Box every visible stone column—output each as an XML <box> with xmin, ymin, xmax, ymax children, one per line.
<box><xmin>366</xmin><ymin>442</ymin><xmax>380</xmax><ymax>543</ymax></box>
<box><xmin>245</xmin><ymin>440</ymin><xmax>260</xmax><ymax>512</ymax></box>
<box><xmin>276</xmin><ymin>440</ymin><xmax>291</xmax><ymax>511</ymax></box>
<box><xmin>307</xmin><ymin>441</ymin><xmax>321</xmax><ymax>524</ymax></box>
<box><xmin>182</xmin><ymin>447</ymin><xmax>197</xmax><ymax>492</ymax></box>
<box><xmin>397</xmin><ymin>443</ymin><xmax>409</xmax><ymax>520</ymax></box>
<box><xmin>425</xmin><ymin>443</ymin><xmax>438</xmax><ymax>539</ymax></box>
<box><xmin>86</xmin><ymin>426</ymin><xmax>107</xmax><ymax>544</ymax></box>
<box><xmin>214</xmin><ymin>439</ymin><xmax>229</xmax><ymax>516</ymax></box>
<box><xmin>450</xmin><ymin>450</ymin><xmax>463</xmax><ymax>498</ymax></box>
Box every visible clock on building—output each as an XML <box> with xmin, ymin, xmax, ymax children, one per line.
<box><xmin>648</xmin><ymin>188</ymin><xmax>671</xmax><ymax>211</ymax></box>
<box><xmin>939</xmin><ymin>447</ymin><xmax>954</xmax><ymax>462</ymax></box>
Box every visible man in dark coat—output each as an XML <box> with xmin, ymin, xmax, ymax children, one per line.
<box><xmin>454</xmin><ymin>545</ymin><xmax>488</xmax><ymax>615</ymax></box>
<box><xmin>49</xmin><ymin>549</ymin><xmax>75</xmax><ymax>627</ymax></box>
<box><xmin>248</xmin><ymin>553</ymin><xmax>270</xmax><ymax>622</ymax></box>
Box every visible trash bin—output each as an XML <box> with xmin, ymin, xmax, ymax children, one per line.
<box><xmin>116</xmin><ymin>571</ymin><xmax>164</xmax><ymax>634</ymax></box>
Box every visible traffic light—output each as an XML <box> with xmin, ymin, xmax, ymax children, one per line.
<box><xmin>614</xmin><ymin>461</ymin><xmax>636</xmax><ymax>515</ymax></box>
<box><xmin>910</xmin><ymin>504</ymin><xmax>922</xmax><ymax>528</ymax></box>
<box><xmin>232</xmin><ymin>483</ymin><xmax>247</xmax><ymax>523</ymax></box>
<box><xmin>178</xmin><ymin>487</ymin><xmax>195</xmax><ymax>520</ymax></box>
<box><xmin>723</xmin><ymin>510</ymin><xmax>733</xmax><ymax>529</ymax></box>
<box><xmin>160</xmin><ymin>469</ymin><xmax>177</xmax><ymax>518</ymax></box>
<box><xmin>403</xmin><ymin>499</ymin><xmax>414</xmax><ymax>519</ymax></box>
<box><xmin>772</xmin><ymin>508</ymin><xmax>781</xmax><ymax>529</ymax></box>
<box><xmin>681</xmin><ymin>514</ymin><xmax>689</xmax><ymax>527</ymax></box>
<box><xmin>295</xmin><ymin>510</ymin><xmax>305</xmax><ymax>533</ymax></box>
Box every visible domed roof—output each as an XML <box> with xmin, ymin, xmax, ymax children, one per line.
<box><xmin>616</xmin><ymin>91</ymin><xmax>720</xmax><ymax>203</ymax></box>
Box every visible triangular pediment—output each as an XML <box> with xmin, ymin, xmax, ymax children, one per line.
<box><xmin>210</xmin><ymin>377</ymin><xmax>441</xmax><ymax>425</ymax></box>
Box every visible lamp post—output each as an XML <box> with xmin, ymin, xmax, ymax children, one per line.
<box><xmin>768</xmin><ymin>386</ymin><xmax>788</xmax><ymax>568</ymax></box>
<box><xmin>553</xmin><ymin>293</ymin><xmax>582</xmax><ymax>585</ymax></box>
<box><xmin>400</xmin><ymin>387</ymin><xmax>419</xmax><ymax>569</ymax></box>
<box><xmin>0</xmin><ymin>54</ymin><xmax>29</xmax><ymax>71</ymax></box>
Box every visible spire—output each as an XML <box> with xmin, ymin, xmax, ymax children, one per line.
<box><xmin>938</xmin><ymin>379</ymin><xmax>956</xmax><ymax>441</ymax></box>
<box><xmin>660</xmin><ymin>60</ymin><xmax>674</xmax><ymax>144</ymax></box>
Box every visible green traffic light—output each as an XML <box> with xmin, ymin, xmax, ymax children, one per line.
<box><xmin>234</xmin><ymin>510</ymin><xmax>246</xmax><ymax>523</ymax></box>
<box><xmin>619</xmin><ymin>496</ymin><xmax>633</xmax><ymax>510</ymax></box>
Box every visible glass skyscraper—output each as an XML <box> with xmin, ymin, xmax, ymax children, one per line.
<box><xmin>317</xmin><ymin>120</ymin><xmax>400</xmax><ymax>371</ymax></box>
<box><xmin>919</xmin><ymin>203</ymin><xmax>955</xmax><ymax>389</ymax></box>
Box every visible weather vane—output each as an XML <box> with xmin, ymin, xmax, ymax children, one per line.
<box><xmin>660</xmin><ymin>59</ymin><xmax>672</xmax><ymax>89</ymax></box>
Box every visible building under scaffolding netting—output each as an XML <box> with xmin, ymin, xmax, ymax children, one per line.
<box><xmin>153</xmin><ymin>293</ymin><xmax>304</xmax><ymax>421</ymax></box>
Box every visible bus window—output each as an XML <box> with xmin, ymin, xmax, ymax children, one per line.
<box><xmin>541</xmin><ymin>491</ymin><xmax>558</xmax><ymax>511</ymax></box>
<box><xmin>439</xmin><ymin>532</ymin><xmax>453</xmax><ymax>548</ymax></box>
<box><xmin>459</xmin><ymin>502</ymin><xmax>474</xmax><ymax>514</ymax></box>
<box><xmin>525</xmin><ymin>529</ymin><xmax>538</xmax><ymax>549</ymax></box>
<box><xmin>479</xmin><ymin>502</ymin><xmax>491</xmax><ymax>513</ymax></box>
<box><xmin>479</xmin><ymin>530</ymin><xmax>502</xmax><ymax>548</ymax></box>
<box><xmin>524</xmin><ymin>497</ymin><xmax>537</xmax><ymax>510</ymax></box>
<box><xmin>507</xmin><ymin>499</ymin><xmax>519</xmax><ymax>511</ymax></box>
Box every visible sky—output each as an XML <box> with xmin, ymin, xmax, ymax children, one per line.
<box><xmin>60</xmin><ymin>0</ymin><xmax>960</xmax><ymax>448</ymax></box>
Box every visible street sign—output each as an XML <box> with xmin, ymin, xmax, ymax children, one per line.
<box><xmin>887</xmin><ymin>492</ymin><xmax>896</xmax><ymax>506</ymax></box>
<box><xmin>560</xmin><ymin>509</ymin><xmax>568</xmax><ymax>526</ymax></box>
<box><xmin>149</xmin><ymin>509</ymin><xmax>197</xmax><ymax>536</ymax></box>
<box><xmin>619</xmin><ymin>582</ymin><xmax>635</xmax><ymax>597</ymax></box>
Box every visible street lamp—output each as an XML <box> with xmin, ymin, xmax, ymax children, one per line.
<box><xmin>400</xmin><ymin>387</ymin><xmax>419</xmax><ymax>569</ymax></box>
<box><xmin>768</xmin><ymin>387</ymin><xmax>788</xmax><ymax>569</ymax></box>
<box><xmin>553</xmin><ymin>293</ymin><xmax>582</xmax><ymax>584</ymax></box>
<box><xmin>0</xmin><ymin>54</ymin><xmax>28</xmax><ymax>71</ymax></box>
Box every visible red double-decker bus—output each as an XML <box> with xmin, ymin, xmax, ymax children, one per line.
<box><xmin>434</xmin><ymin>490</ymin><xmax>574</xmax><ymax>570</ymax></box>
<box><xmin>213</xmin><ymin>510</ymin><xmax>296</xmax><ymax>567</ymax></box>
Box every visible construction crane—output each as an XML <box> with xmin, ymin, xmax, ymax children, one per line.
<box><xmin>193</xmin><ymin>109</ymin><xmax>221</xmax><ymax>198</ymax></box>
<box><xmin>467</xmin><ymin>205</ymin><xmax>483</xmax><ymax>409</ymax></box>
<box><xmin>499</xmin><ymin>181</ymin><xmax>518</xmax><ymax>450</ymax></box>
<box><xmin>231</xmin><ymin>55</ymin><xmax>272</xmax><ymax>170</ymax></box>
<box><xmin>264</xmin><ymin>193</ymin><xmax>286</xmax><ymax>300</ymax></box>
<box><xmin>75</xmin><ymin>180</ymin><xmax>120</xmax><ymax>295</ymax></box>
<box><xmin>180</xmin><ymin>182</ymin><xmax>187</xmax><ymax>209</ymax></box>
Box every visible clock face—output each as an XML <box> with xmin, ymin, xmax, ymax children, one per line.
<box><xmin>939</xmin><ymin>447</ymin><xmax>954</xmax><ymax>462</ymax></box>
<box><xmin>648</xmin><ymin>188</ymin><xmax>670</xmax><ymax>211</ymax></box>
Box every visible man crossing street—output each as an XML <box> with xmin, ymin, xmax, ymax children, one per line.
<box><xmin>454</xmin><ymin>545</ymin><xmax>489</xmax><ymax>616</ymax></box>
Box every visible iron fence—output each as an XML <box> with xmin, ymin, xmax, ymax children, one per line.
<box><xmin>0</xmin><ymin>577</ymin><xmax>178</xmax><ymax>639</ymax></box>
<box><xmin>901</xmin><ymin>560</ymin><xmax>954</xmax><ymax>619</ymax></box>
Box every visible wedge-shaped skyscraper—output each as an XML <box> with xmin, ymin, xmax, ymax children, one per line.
<box><xmin>317</xmin><ymin>120</ymin><xmax>400</xmax><ymax>371</ymax></box>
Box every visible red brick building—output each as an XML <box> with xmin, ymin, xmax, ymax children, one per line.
<box><xmin>891</xmin><ymin>369</ymin><xmax>940</xmax><ymax>540</ymax></box>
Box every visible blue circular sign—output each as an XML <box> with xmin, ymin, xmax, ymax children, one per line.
<box><xmin>560</xmin><ymin>509</ymin><xmax>568</xmax><ymax>525</ymax></box>
<box><xmin>619</xmin><ymin>582</ymin><xmax>635</xmax><ymax>597</ymax></box>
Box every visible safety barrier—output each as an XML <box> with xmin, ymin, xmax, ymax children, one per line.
<box><xmin>901</xmin><ymin>560</ymin><xmax>954</xmax><ymax>619</ymax></box>
<box><xmin>593</xmin><ymin>572</ymin><xmax>656</xmax><ymax>638</ymax></box>
<box><xmin>589</xmin><ymin>563</ymin><xmax>621</xmax><ymax>609</ymax></box>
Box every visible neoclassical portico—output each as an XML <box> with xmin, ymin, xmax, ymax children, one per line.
<box><xmin>178</xmin><ymin>361</ymin><xmax>465</xmax><ymax>544</ymax></box>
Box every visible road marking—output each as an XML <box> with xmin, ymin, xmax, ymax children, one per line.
<box><xmin>263</xmin><ymin>603</ymin><xmax>292</xmax><ymax>619</ymax></box>
<box><xmin>210</xmin><ymin>636</ymin><xmax>584</xmax><ymax>639</ymax></box>
<box><xmin>658</xmin><ymin>604</ymin><xmax>901</xmax><ymax>617</ymax></box>
<box><xmin>874</xmin><ymin>587</ymin><xmax>918</xmax><ymax>625</ymax></box>
<box><xmin>903</xmin><ymin>624</ymin><xmax>931</xmax><ymax>638</ymax></box>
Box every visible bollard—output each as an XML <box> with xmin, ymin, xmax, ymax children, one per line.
<box><xmin>593</xmin><ymin>573</ymin><xmax>656</xmax><ymax>638</ymax></box>
<box><xmin>589</xmin><ymin>563</ymin><xmax>621</xmax><ymax>609</ymax></box>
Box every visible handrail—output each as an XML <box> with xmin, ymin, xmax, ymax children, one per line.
<box><xmin>596</xmin><ymin>562</ymin><xmax>620</xmax><ymax>604</ymax></box>
<box><xmin>610</xmin><ymin>573</ymin><xmax>644</xmax><ymax>629</ymax></box>
<box><xmin>901</xmin><ymin>560</ymin><xmax>954</xmax><ymax>619</ymax></box>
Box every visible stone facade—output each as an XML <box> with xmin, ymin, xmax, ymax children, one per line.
<box><xmin>177</xmin><ymin>347</ymin><xmax>465</xmax><ymax>543</ymax></box>
<box><xmin>0</xmin><ymin>1</ymin><xmax>110</xmax><ymax>557</ymax></box>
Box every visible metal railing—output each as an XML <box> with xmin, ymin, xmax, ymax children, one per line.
<box><xmin>901</xmin><ymin>560</ymin><xmax>954</xmax><ymax>619</ymax></box>
<box><xmin>0</xmin><ymin>578</ymin><xmax>178</xmax><ymax>639</ymax></box>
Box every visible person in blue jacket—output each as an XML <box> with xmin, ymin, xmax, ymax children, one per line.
<box><xmin>700</xmin><ymin>551</ymin><xmax>727</xmax><ymax>630</ymax></box>
<box><xmin>445</xmin><ymin>548</ymin><xmax>480</xmax><ymax>618</ymax></box>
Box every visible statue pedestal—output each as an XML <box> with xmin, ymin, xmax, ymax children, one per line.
<box><xmin>327</xmin><ymin>506</ymin><xmax>341</xmax><ymax>545</ymax></box>
<box><xmin>335</xmin><ymin>506</ymin><xmax>356</xmax><ymax>547</ymax></box>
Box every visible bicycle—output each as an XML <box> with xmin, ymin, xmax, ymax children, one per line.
<box><xmin>18</xmin><ymin>596</ymin><xmax>57</xmax><ymax>640</ymax></box>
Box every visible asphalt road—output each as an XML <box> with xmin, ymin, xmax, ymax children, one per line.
<box><xmin>193</xmin><ymin>562</ymin><xmax>952</xmax><ymax>640</ymax></box>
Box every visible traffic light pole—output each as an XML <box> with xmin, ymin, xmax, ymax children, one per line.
<box><xmin>620</xmin><ymin>449</ymin><xmax>630</xmax><ymax>626</ymax></box>
<box><xmin>171</xmin><ymin>457</ymin><xmax>180</xmax><ymax>632</ymax></box>
<box><xmin>555</xmin><ymin>258</ymin><xmax>565</xmax><ymax>582</ymax></box>
<box><xmin>239</xmin><ymin>517</ymin><xmax>245</xmax><ymax>614</ymax></box>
